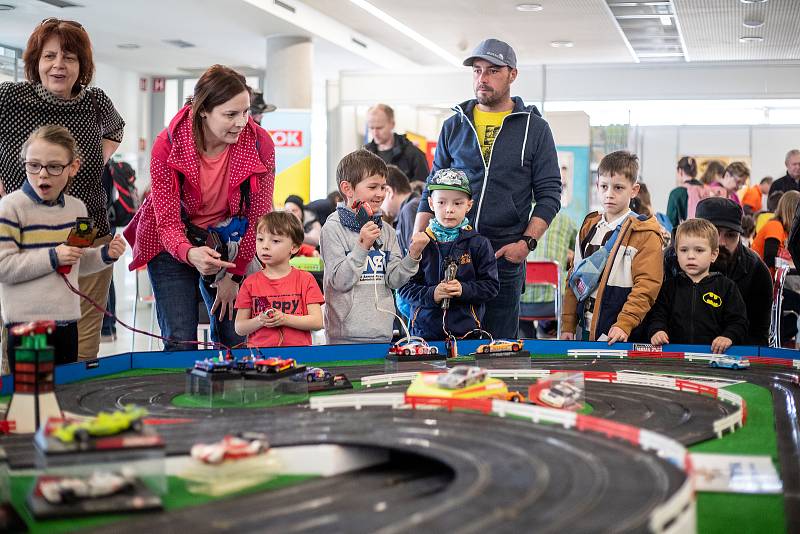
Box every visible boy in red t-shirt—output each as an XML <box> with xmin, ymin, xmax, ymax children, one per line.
<box><xmin>234</xmin><ymin>212</ymin><xmax>324</xmax><ymax>347</ymax></box>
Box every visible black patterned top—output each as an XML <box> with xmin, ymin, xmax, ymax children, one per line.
<box><xmin>0</xmin><ymin>82</ymin><xmax>125</xmax><ymax>237</ymax></box>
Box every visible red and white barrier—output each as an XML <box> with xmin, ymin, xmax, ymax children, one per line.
<box><xmin>309</xmin><ymin>392</ymin><xmax>694</xmax><ymax>534</ymax></box>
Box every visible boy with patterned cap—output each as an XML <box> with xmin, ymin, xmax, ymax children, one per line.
<box><xmin>399</xmin><ymin>169</ymin><xmax>499</xmax><ymax>340</ymax></box>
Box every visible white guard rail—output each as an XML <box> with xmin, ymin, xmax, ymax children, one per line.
<box><xmin>682</xmin><ymin>353</ymin><xmax>713</xmax><ymax>363</ymax></box>
<box><xmin>649</xmin><ymin>479</ymin><xmax>696</xmax><ymax>534</ymax></box>
<box><xmin>362</xmin><ymin>372</ymin><xmax>420</xmax><ymax>387</ymax></box>
<box><xmin>361</xmin><ymin>369</ymin><xmax>552</xmax><ymax>388</ymax></box>
<box><xmin>311</xmin><ymin>388</ymin><xmax>694</xmax><ymax>534</ymax></box>
<box><xmin>568</xmin><ymin>349</ymin><xmax>628</xmax><ymax>358</ymax></box>
<box><xmin>615</xmin><ymin>372</ymin><xmax>676</xmax><ymax>388</ymax></box>
<box><xmin>490</xmin><ymin>399</ymin><xmax>577</xmax><ymax>428</ymax></box>
<box><xmin>309</xmin><ymin>392</ymin><xmax>406</xmax><ymax>411</ymax></box>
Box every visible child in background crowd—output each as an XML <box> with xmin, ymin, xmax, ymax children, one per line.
<box><xmin>561</xmin><ymin>150</ymin><xmax>663</xmax><ymax>343</ymax></box>
<box><xmin>741</xmin><ymin>176</ymin><xmax>773</xmax><ymax>214</ymax></box>
<box><xmin>752</xmin><ymin>190</ymin><xmax>800</xmax><ymax>275</ymax></box>
<box><xmin>0</xmin><ymin>125</ymin><xmax>125</xmax><ymax>366</ymax></box>
<box><xmin>399</xmin><ymin>169</ymin><xmax>499</xmax><ymax>340</ymax></box>
<box><xmin>320</xmin><ymin>149</ymin><xmax>428</xmax><ymax>344</ymax></box>
<box><xmin>234</xmin><ymin>212</ymin><xmax>324</xmax><ymax>347</ymax></box>
<box><xmin>649</xmin><ymin>219</ymin><xmax>747</xmax><ymax>354</ymax></box>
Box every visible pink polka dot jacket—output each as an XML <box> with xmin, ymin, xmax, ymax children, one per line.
<box><xmin>124</xmin><ymin>104</ymin><xmax>275</xmax><ymax>275</ymax></box>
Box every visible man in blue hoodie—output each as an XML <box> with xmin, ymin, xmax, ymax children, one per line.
<box><xmin>414</xmin><ymin>38</ymin><xmax>562</xmax><ymax>338</ymax></box>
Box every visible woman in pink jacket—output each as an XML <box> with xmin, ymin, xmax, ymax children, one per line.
<box><xmin>125</xmin><ymin>65</ymin><xmax>274</xmax><ymax>350</ymax></box>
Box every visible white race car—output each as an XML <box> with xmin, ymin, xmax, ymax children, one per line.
<box><xmin>38</xmin><ymin>469</ymin><xmax>136</xmax><ymax>504</ymax></box>
<box><xmin>191</xmin><ymin>434</ymin><xmax>269</xmax><ymax>464</ymax></box>
<box><xmin>538</xmin><ymin>382</ymin><xmax>582</xmax><ymax>408</ymax></box>
<box><xmin>708</xmin><ymin>355</ymin><xmax>750</xmax><ymax>370</ymax></box>
<box><xmin>436</xmin><ymin>365</ymin><xmax>488</xmax><ymax>389</ymax></box>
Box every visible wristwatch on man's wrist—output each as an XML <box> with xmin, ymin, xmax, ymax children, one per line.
<box><xmin>521</xmin><ymin>236</ymin><xmax>538</xmax><ymax>251</ymax></box>
<box><xmin>230</xmin><ymin>273</ymin><xmax>244</xmax><ymax>284</ymax></box>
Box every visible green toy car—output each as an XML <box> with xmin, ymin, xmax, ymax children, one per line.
<box><xmin>51</xmin><ymin>405</ymin><xmax>147</xmax><ymax>444</ymax></box>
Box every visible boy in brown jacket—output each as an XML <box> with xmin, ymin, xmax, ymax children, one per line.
<box><xmin>561</xmin><ymin>151</ymin><xmax>664</xmax><ymax>343</ymax></box>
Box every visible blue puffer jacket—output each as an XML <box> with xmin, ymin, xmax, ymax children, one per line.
<box><xmin>418</xmin><ymin>97</ymin><xmax>562</xmax><ymax>249</ymax></box>
<box><xmin>399</xmin><ymin>226</ymin><xmax>499</xmax><ymax>340</ymax></box>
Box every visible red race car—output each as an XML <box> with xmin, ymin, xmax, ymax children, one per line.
<box><xmin>388</xmin><ymin>336</ymin><xmax>439</xmax><ymax>356</ymax></box>
<box><xmin>190</xmin><ymin>434</ymin><xmax>269</xmax><ymax>464</ymax></box>
<box><xmin>253</xmin><ymin>357</ymin><xmax>296</xmax><ymax>373</ymax></box>
<box><xmin>10</xmin><ymin>320</ymin><xmax>56</xmax><ymax>337</ymax></box>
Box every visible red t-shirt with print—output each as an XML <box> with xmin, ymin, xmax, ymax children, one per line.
<box><xmin>235</xmin><ymin>268</ymin><xmax>324</xmax><ymax>347</ymax></box>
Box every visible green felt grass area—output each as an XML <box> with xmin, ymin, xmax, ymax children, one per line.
<box><xmin>9</xmin><ymin>474</ymin><xmax>316</xmax><ymax>533</ymax></box>
<box><xmin>81</xmin><ymin>368</ymin><xmax>185</xmax><ymax>382</ymax></box>
<box><xmin>172</xmin><ymin>380</ymin><xmax>364</xmax><ymax>409</ymax></box>
<box><xmin>171</xmin><ymin>391</ymin><xmax>309</xmax><ymax>409</ymax></box>
<box><xmin>690</xmin><ymin>382</ymin><xmax>785</xmax><ymax>533</ymax></box>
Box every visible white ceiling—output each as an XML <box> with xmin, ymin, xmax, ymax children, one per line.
<box><xmin>675</xmin><ymin>0</ymin><xmax>800</xmax><ymax>62</ymax></box>
<box><xmin>303</xmin><ymin>0</ymin><xmax>636</xmax><ymax>66</ymax></box>
<box><xmin>0</xmin><ymin>0</ymin><xmax>798</xmax><ymax>78</ymax></box>
<box><xmin>0</xmin><ymin>0</ymin><xmax>379</xmax><ymax>75</ymax></box>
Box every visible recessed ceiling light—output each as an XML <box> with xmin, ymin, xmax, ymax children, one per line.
<box><xmin>739</xmin><ymin>36</ymin><xmax>764</xmax><ymax>43</ymax></box>
<box><xmin>743</xmin><ymin>19</ymin><xmax>765</xmax><ymax>28</ymax></box>
<box><xmin>516</xmin><ymin>3</ymin><xmax>543</xmax><ymax>11</ymax></box>
<box><xmin>0</xmin><ymin>4</ymin><xmax>15</xmax><ymax>10</ymax></box>
<box><xmin>740</xmin><ymin>0</ymin><xmax>768</xmax><ymax>3</ymax></box>
<box><xmin>116</xmin><ymin>43</ymin><xmax>140</xmax><ymax>50</ymax></box>
<box><xmin>551</xmin><ymin>40</ymin><xmax>574</xmax><ymax>48</ymax></box>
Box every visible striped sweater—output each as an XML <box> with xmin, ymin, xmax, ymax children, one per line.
<box><xmin>0</xmin><ymin>189</ymin><xmax>112</xmax><ymax>323</ymax></box>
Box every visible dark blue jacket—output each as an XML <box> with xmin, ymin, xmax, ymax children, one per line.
<box><xmin>418</xmin><ymin>97</ymin><xmax>562</xmax><ymax>249</ymax></box>
<box><xmin>399</xmin><ymin>226</ymin><xmax>499</xmax><ymax>340</ymax></box>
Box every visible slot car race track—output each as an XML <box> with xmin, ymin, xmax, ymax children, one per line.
<box><xmin>525</xmin><ymin>357</ymin><xmax>800</xmax><ymax>531</ymax></box>
<box><xmin>86</xmin><ymin>408</ymin><xmax>686</xmax><ymax>534</ymax></box>
<box><xmin>1</xmin><ymin>362</ymin><xmax>736</xmax><ymax>463</ymax></box>
<box><xmin>1</xmin><ymin>352</ymin><xmax>797</xmax><ymax>533</ymax></box>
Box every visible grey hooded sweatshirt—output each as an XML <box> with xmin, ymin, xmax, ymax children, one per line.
<box><xmin>320</xmin><ymin>210</ymin><xmax>420</xmax><ymax>344</ymax></box>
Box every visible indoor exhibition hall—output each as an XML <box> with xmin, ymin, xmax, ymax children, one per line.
<box><xmin>0</xmin><ymin>0</ymin><xmax>799</xmax><ymax>532</ymax></box>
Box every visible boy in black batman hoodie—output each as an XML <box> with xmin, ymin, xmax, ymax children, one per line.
<box><xmin>649</xmin><ymin>219</ymin><xmax>747</xmax><ymax>353</ymax></box>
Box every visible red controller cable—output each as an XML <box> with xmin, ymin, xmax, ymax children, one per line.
<box><xmin>59</xmin><ymin>272</ymin><xmax>233</xmax><ymax>352</ymax></box>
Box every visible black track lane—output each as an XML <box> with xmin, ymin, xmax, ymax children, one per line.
<box><xmin>3</xmin><ymin>357</ymin><xmax>795</xmax><ymax>531</ymax></box>
<box><xmin>528</xmin><ymin>357</ymin><xmax>800</xmax><ymax>531</ymax></box>
<box><xmin>86</xmin><ymin>408</ymin><xmax>685</xmax><ymax>534</ymax></box>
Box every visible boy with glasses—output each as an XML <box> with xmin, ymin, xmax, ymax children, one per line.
<box><xmin>0</xmin><ymin>125</ymin><xmax>125</xmax><ymax>366</ymax></box>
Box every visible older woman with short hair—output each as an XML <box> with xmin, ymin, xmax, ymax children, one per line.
<box><xmin>0</xmin><ymin>18</ymin><xmax>124</xmax><ymax>361</ymax></box>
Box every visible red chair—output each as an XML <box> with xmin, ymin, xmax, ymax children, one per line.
<box><xmin>520</xmin><ymin>260</ymin><xmax>562</xmax><ymax>339</ymax></box>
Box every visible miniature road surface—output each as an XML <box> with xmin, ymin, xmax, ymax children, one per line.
<box><xmin>530</xmin><ymin>357</ymin><xmax>800</xmax><ymax>532</ymax></box>
<box><xmin>86</xmin><ymin>408</ymin><xmax>685</xmax><ymax>534</ymax></box>
<box><xmin>0</xmin><ymin>362</ymin><xmax>737</xmax><ymax>463</ymax></box>
<box><xmin>3</xmin><ymin>357</ymin><xmax>798</xmax><ymax>532</ymax></box>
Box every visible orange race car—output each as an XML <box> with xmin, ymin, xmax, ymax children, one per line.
<box><xmin>475</xmin><ymin>339</ymin><xmax>524</xmax><ymax>354</ymax></box>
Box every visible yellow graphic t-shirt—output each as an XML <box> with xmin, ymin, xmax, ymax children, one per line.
<box><xmin>473</xmin><ymin>107</ymin><xmax>511</xmax><ymax>164</ymax></box>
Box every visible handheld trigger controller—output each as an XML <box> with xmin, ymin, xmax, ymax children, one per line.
<box><xmin>352</xmin><ymin>200</ymin><xmax>383</xmax><ymax>251</ymax></box>
<box><xmin>57</xmin><ymin>217</ymin><xmax>97</xmax><ymax>274</ymax></box>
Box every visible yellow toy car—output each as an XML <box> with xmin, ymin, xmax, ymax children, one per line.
<box><xmin>407</xmin><ymin>369</ymin><xmax>511</xmax><ymax>401</ymax></box>
<box><xmin>475</xmin><ymin>339</ymin><xmax>524</xmax><ymax>354</ymax></box>
<box><xmin>51</xmin><ymin>405</ymin><xmax>147</xmax><ymax>444</ymax></box>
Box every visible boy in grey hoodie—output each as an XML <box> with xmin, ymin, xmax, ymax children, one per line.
<box><xmin>321</xmin><ymin>150</ymin><xmax>429</xmax><ymax>344</ymax></box>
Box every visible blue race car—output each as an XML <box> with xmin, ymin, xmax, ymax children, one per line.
<box><xmin>708</xmin><ymin>355</ymin><xmax>750</xmax><ymax>370</ymax></box>
<box><xmin>194</xmin><ymin>354</ymin><xmax>233</xmax><ymax>373</ymax></box>
<box><xmin>293</xmin><ymin>367</ymin><xmax>332</xmax><ymax>383</ymax></box>
<box><xmin>236</xmin><ymin>354</ymin><xmax>257</xmax><ymax>371</ymax></box>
